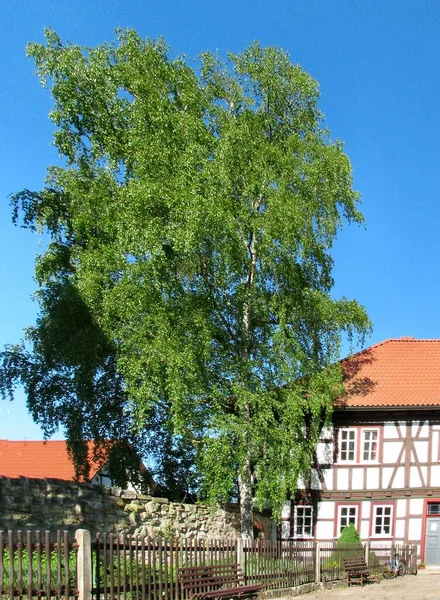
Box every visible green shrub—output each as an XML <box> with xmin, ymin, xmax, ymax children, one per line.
<box><xmin>326</xmin><ymin>524</ymin><xmax>364</xmax><ymax>573</ymax></box>
<box><xmin>337</xmin><ymin>523</ymin><xmax>362</xmax><ymax>546</ymax></box>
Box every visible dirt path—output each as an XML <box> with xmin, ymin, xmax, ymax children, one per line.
<box><xmin>298</xmin><ymin>570</ymin><xmax>440</xmax><ymax>599</ymax></box>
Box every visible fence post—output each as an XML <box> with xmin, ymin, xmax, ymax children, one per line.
<box><xmin>75</xmin><ymin>529</ymin><xmax>92</xmax><ymax>600</ymax></box>
<box><xmin>315</xmin><ymin>541</ymin><xmax>321</xmax><ymax>583</ymax></box>
<box><xmin>236</xmin><ymin>538</ymin><xmax>244</xmax><ymax>568</ymax></box>
<box><xmin>364</xmin><ymin>541</ymin><xmax>370</xmax><ymax>566</ymax></box>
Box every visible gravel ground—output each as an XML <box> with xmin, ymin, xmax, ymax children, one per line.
<box><xmin>295</xmin><ymin>570</ymin><xmax>440</xmax><ymax>600</ymax></box>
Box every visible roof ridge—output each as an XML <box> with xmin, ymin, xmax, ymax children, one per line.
<box><xmin>343</xmin><ymin>337</ymin><xmax>440</xmax><ymax>361</ymax></box>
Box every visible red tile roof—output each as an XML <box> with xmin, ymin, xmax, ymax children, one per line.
<box><xmin>0</xmin><ymin>440</ymin><xmax>106</xmax><ymax>480</ymax></box>
<box><xmin>341</xmin><ymin>338</ymin><xmax>440</xmax><ymax>408</ymax></box>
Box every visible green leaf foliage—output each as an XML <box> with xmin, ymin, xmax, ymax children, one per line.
<box><xmin>337</xmin><ymin>524</ymin><xmax>362</xmax><ymax>546</ymax></box>
<box><xmin>1</xmin><ymin>30</ymin><xmax>371</xmax><ymax>531</ymax></box>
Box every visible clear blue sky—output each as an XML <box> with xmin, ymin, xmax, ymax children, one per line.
<box><xmin>2</xmin><ymin>0</ymin><xmax>440</xmax><ymax>440</ymax></box>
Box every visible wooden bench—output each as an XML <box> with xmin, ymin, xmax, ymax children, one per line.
<box><xmin>343</xmin><ymin>557</ymin><xmax>373</xmax><ymax>587</ymax></box>
<box><xmin>178</xmin><ymin>563</ymin><xmax>264</xmax><ymax>600</ymax></box>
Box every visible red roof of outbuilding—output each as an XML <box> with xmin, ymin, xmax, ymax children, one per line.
<box><xmin>0</xmin><ymin>440</ymin><xmax>105</xmax><ymax>480</ymax></box>
<box><xmin>341</xmin><ymin>338</ymin><xmax>440</xmax><ymax>408</ymax></box>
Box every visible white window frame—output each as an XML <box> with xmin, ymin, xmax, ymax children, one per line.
<box><xmin>293</xmin><ymin>505</ymin><xmax>314</xmax><ymax>538</ymax></box>
<box><xmin>361</xmin><ymin>428</ymin><xmax>379</xmax><ymax>463</ymax></box>
<box><xmin>372</xmin><ymin>504</ymin><xmax>393</xmax><ymax>537</ymax></box>
<box><xmin>339</xmin><ymin>428</ymin><xmax>357</xmax><ymax>463</ymax></box>
<box><xmin>337</xmin><ymin>504</ymin><xmax>359</xmax><ymax>533</ymax></box>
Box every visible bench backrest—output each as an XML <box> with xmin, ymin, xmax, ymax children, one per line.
<box><xmin>178</xmin><ymin>563</ymin><xmax>244</xmax><ymax>596</ymax></box>
<box><xmin>343</xmin><ymin>557</ymin><xmax>367</xmax><ymax>570</ymax></box>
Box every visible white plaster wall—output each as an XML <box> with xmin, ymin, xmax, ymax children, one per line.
<box><xmin>382</xmin><ymin>467</ymin><xmax>394</xmax><ymax>488</ymax></box>
<box><xmin>316</xmin><ymin>520</ymin><xmax>334</xmax><ymax>540</ymax></box>
<box><xmin>360</xmin><ymin>519</ymin><xmax>369</xmax><ymax>539</ymax></box>
<box><xmin>394</xmin><ymin>519</ymin><xmax>405</xmax><ymax>540</ymax></box>
<box><xmin>361</xmin><ymin>502</ymin><xmax>370</xmax><ymax>519</ymax></box>
<box><xmin>394</xmin><ymin>467</ymin><xmax>405</xmax><ymax>488</ymax></box>
<box><xmin>317</xmin><ymin>502</ymin><xmax>335</xmax><ymax>519</ymax></box>
<box><xmin>396</xmin><ymin>499</ymin><xmax>407</xmax><ymax>518</ymax></box>
<box><xmin>430</xmin><ymin>465</ymin><xmax>440</xmax><ymax>486</ymax></box>
<box><xmin>410</xmin><ymin>498</ymin><xmax>424</xmax><ymax>515</ymax></box>
<box><xmin>398</xmin><ymin>421</ymin><xmax>406</xmax><ymax>436</ymax></box>
<box><xmin>366</xmin><ymin>468</ymin><xmax>379</xmax><ymax>489</ymax></box>
<box><xmin>383</xmin><ymin>466</ymin><xmax>404</xmax><ymax>488</ymax></box>
<box><xmin>337</xmin><ymin>469</ymin><xmax>349</xmax><ymax>490</ymax></box>
<box><xmin>383</xmin><ymin>422</ymin><xmax>399</xmax><ymax>438</ymax></box>
<box><xmin>320</xmin><ymin>425</ymin><xmax>333</xmax><ymax>439</ymax></box>
<box><xmin>384</xmin><ymin>423</ymin><xmax>399</xmax><ymax>439</ymax></box>
<box><xmin>351</xmin><ymin>470</ymin><xmax>364</xmax><ymax>490</ymax></box>
<box><xmin>414</xmin><ymin>441</ymin><xmax>428</xmax><ymax>462</ymax></box>
<box><xmin>411</xmin><ymin>421</ymin><xmax>421</xmax><ymax>437</ymax></box>
<box><xmin>316</xmin><ymin>441</ymin><xmax>333</xmax><ymax>464</ymax></box>
<box><xmin>281</xmin><ymin>521</ymin><xmax>290</xmax><ymax>538</ymax></box>
<box><xmin>281</xmin><ymin>501</ymin><xmax>291</xmax><ymax>518</ymax></box>
<box><xmin>323</xmin><ymin>469</ymin><xmax>333</xmax><ymax>491</ymax></box>
<box><xmin>420</xmin><ymin>466</ymin><xmax>428</xmax><ymax>487</ymax></box>
<box><xmin>311</xmin><ymin>469</ymin><xmax>321</xmax><ymax>490</ymax></box>
<box><xmin>410</xmin><ymin>467</ymin><xmax>422</xmax><ymax>488</ymax></box>
<box><xmin>432</xmin><ymin>431</ymin><xmax>440</xmax><ymax>462</ymax></box>
<box><xmin>382</xmin><ymin>441</ymin><xmax>403</xmax><ymax>463</ymax></box>
<box><xmin>412</xmin><ymin>421</ymin><xmax>429</xmax><ymax>438</ymax></box>
<box><xmin>408</xmin><ymin>517</ymin><xmax>422</xmax><ymax>540</ymax></box>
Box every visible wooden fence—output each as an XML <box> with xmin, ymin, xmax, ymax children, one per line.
<box><xmin>92</xmin><ymin>535</ymin><xmax>237</xmax><ymax>600</ymax></box>
<box><xmin>243</xmin><ymin>540</ymin><xmax>315</xmax><ymax>589</ymax></box>
<box><xmin>1</xmin><ymin>530</ymin><xmax>418</xmax><ymax>600</ymax></box>
<box><xmin>0</xmin><ymin>530</ymin><xmax>78</xmax><ymax>600</ymax></box>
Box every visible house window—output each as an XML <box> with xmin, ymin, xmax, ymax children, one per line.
<box><xmin>362</xmin><ymin>429</ymin><xmax>378</xmax><ymax>461</ymax></box>
<box><xmin>373</xmin><ymin>505</ymin><xmax>393</xmax><ymax>536</ymax></box>
<box><xmin>340</xmin><ymin>429</ymin><xmax>356</xmax><ymax>461</ymax></box>
<box><xmin>338</xmin><ymin>505</ymin><xmax>358</xmax><ymax>532</ymax></box>
<box><xmin>294</xmin><ymin>506</ymin><xmax>313</xmax><ymax>538</ymax></box>
<box><xmin>279</xmin><ymin>502</ymin><xmax>314</xmax><ymax>539</ymax></box>
<box><xmin>427</xmin><ymin>503</ymin><xmax>440</xmax><ymax>515</ymax></box>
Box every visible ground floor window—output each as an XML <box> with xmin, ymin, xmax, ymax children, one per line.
<box><xmin>294</xmin><ymin>505</ymin><xmax>313</xmax><ymax>537</ymax></box>
<box><xmin>337</xmin><ymin>504</ymin><xmax>359</xmax><ymax>533</ymax></box>
<box><xmin>372</xmin><ymin>504</ymin><xmax>393</xmax><ymax>536</ymax></box>
<box><xmin>280</xmin><ymin>502</ymin><xmax>314</xmax><ymax>538</ymax></box>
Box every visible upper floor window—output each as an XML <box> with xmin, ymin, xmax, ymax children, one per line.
<box><xmin>338</xmin><ymin>427</ymin><xmax>380</xmax><ymax>463</ymax></box>
<box><xmin>362</xmin><ymin>429</ymin><xmax>379</xmax><ymax>461</ymax></box>
<box><xmin>340</xmin><ymin>429</ymin><xmax>356</xmax><ymax>461</ymax></box>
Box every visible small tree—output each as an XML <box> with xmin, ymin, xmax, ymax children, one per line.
<box><xmin>334</xmin><ymin>524</ymin><xmax>364</xmax><ymax>566</ymax></box>
<box><xmin>337</xmin><ymin>523</ymin><xmax>362</xmax><ymax>547</ymax></box>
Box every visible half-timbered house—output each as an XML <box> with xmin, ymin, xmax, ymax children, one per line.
<box><xmin>280</xmin><ymin>337</ymin><xmax>440</xmax><ymax>564</ymax></box>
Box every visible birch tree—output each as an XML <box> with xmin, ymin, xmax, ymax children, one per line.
<box><xmin>0</xmin><ymin>30</ymin><xmax>370</xmax><ymax>537</ymax></box>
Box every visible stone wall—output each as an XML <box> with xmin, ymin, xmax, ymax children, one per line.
<box><xmin>0</xmin><ymin>477</ymin><xmax>274</xmax><ymax>538</ymax></box>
